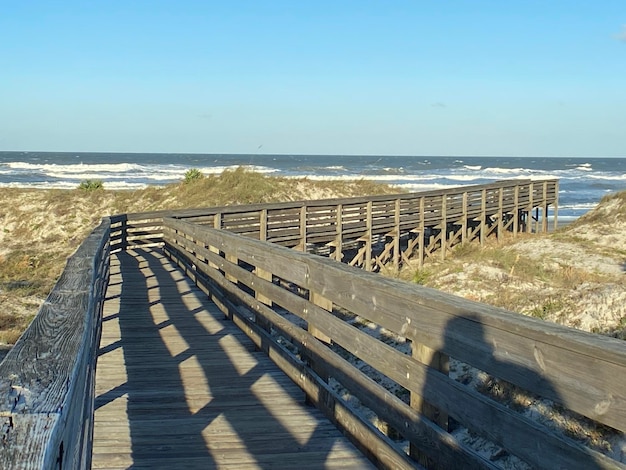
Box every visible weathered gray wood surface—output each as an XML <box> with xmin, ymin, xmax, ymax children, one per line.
<box><xmin>93</xmin><ymin>249</ymin><xmax>373</xmax><ymax>469</ymax></box>
<box><xmin>113</xmin><ymin>180</ymin><xmax>558</xmax><ymax>265</ymax></box>
<box><xmin>164</xmin><ymin>217</ymin><xmax>626</xmax><ymax>470</ymax></box>
<box><xmin>0</xmin><ymin>219</ymin><xmax>110</xmax><ymax>470</ymax></box>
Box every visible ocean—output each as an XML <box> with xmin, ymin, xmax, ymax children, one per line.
<box><xmin>0</xmin><ymin>151</ymin><xmax>624</xmax><ymax>221</ymax></box>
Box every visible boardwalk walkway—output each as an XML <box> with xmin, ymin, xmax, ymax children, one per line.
<box><xmin>93</xmin><ymin>248</ymin><xmax>372</xmax><ymax>469</ymax></box>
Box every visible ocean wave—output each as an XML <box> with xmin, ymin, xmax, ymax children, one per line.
<box><xmin>0</xmin><ymin>180</ymin><xmax>149</xmax><ymax>190</ymax></box>
<box><xmin>196</xmin><ymin>164</ymin><xmax>278</xmax><ymax>175</ymax></box>
<box><xmin>7</xmin><ymin>161</ymin><xmax>145</xmax><ymax>173</ymax></box>
<box><xmin>576</xmin><ymin>166</ymin><xmax>593</xmax><ymax>172</ymax></box>
<box><xmin>482</xmin><ymin>167</ymin><xmax>533</xmax><ymax>175</ymax></box>
<box><xmin>587</xmin><ymin>173</ymin><xmax>626</xmax><ymax>181</ymax></box>
<box><xmin>463</xmin><ymin>165</ymin><xmax>482</xmax><ymax>171</ymax></box>
<box><xmin>558</xmin><ymin>202</ymin><xmax>599</xmax><ymax>211</ymax></box>
<box><xmin>394</xmin><ymin>182</ymin><xmax>462</xmax><ymax>192</ymax></box>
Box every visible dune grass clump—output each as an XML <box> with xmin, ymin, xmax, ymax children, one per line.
<box><xmin>78</xmin><ymin>179</ymin><xmax>104</xmax><ymax>191</ymax></box>
<box><xmin>183</xmin><ymin>168</ymin><xmax>204</xmax><ymax>184</ymax></box>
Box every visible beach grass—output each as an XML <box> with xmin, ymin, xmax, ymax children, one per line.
<box><xmin>0</xmin><ymin>169</ymin><xmax>399</xmax><ymax>344</ymax></box>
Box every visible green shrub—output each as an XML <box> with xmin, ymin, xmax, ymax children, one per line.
<box><xmin>183</xmin><ymin>168</ymin><xmax>204</xmax><ymax>184</ymax></box>
<box><xmin>78</xmin><ymin>179</ymin><xmax>104</xmax><ymax>191</ymax></box>
<box><xmin>412</xmin><ymin>268</ymin><xmax>431</xmax><ymax>285</ymax></box>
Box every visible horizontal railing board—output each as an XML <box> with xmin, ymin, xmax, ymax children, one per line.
<box><xmin>0</xmin><ymin>219</ymin><xmax>111</xmax><ymax>469</ymax></box>
<box><xmin>164</xmin><ymin>218</ymin><xmax>622</xmax><ymax>469</ymax></box>
<box><xmin>156</xmin><ymin>179</ymin><xmax>542</xmax><ymax>222</ymax></box>
<box><xmin>165</xmin><ymin>218</ymin><xmax>626</xmax><ymax>435</ymax></box>
<box><xmin>163</xmin><ymin>238</ymin><xmax>494</xmax><ymax>470</ymax></box>
<box><xmin>169</xmin><ymin>224</ymin><xmax>603</xmax><ymax>467</ymax></box>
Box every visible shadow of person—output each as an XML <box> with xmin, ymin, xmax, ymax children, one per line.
<box><xmin>417</xmin><ymin>314</ymin><xmax>606</xmax><ymax>470</ymax></box>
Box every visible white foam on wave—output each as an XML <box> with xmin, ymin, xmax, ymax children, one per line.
<box><xmin>7</xmin><ymin>161</ymin><xmax>144</xmax><ymax>173</ymax></box>
<box><xmin>463</xmin><ymin>165</ymin><xmax>482</xmax><ymax>171</ymax></box>
<box><xmin>587</xmin><ymin>173</ymin><xmax>626</xmax><ymax>181</ymax></box>
<box><xmin>483</xmin><ymin>167</ymin><xmax>532</xmax><ymax>175</ymax></box>
<box><xmin>559</xmin><ymin>202</ymin><xmax>599</xmax><ymax>211</ymax></box>
<box><xmin>394</xmin><ymin>182</ymin><xmax>462</xmax><ymax>192</ymax></box>
<box><xmin>0</xmin><ymin>180</ymin><xmax>149</xmax><ymax>190</ymax></box>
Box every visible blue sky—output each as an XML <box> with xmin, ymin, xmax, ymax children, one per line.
<box><xmin>1</xmin><ymin>1</ymin><xmax>625</xmax><ymax>156</ymax></box>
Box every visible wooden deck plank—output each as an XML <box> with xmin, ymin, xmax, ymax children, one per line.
<box><xmin>93</xmin><ymin>248</ymin><xmax>373</xmax><ymax>469</ymax></box>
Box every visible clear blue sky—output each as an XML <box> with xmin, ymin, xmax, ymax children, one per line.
<box><xmin>1</xmin><ymin>1</ymin><xmax>625</xmax><ymax>156</ymax></box>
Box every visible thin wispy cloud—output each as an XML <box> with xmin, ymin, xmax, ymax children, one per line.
<box><xmin>614</xmin><ymin>24</ymin><xmax>626</xmax><ymax>42</ymax></box>
<box><xmin>431</xmin><ymin>102</ymin><xmax>447</xmax><ymax>108</ymax></box>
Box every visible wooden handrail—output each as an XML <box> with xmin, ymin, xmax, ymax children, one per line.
<box><xmin>163</xmin><ymin>216</ymin><xmax>625</xmax><ymax>470</ymax></box>
<box><xmin>0</xmin><ymin>219</ymin><xmax>111</xmax><ymax>469</ymax></box>
<box><xmin>113</xmin><ymin>179</ymin><xmax>559</xmax><ymax>270</ymax></box>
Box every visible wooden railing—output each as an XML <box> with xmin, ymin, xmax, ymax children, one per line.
<box><xmin>0</xmin><ymin>219</ymin><xmax>111</xmax><ymax>469</ymax></box>
<box><xmin>111</xmin><ymin>179</ymin><xmax>559</xmax><ymax>271</ymax></box>
<box><xmin>163</xmin><ymin>217</ymin><xmax>626</xmax><ymax>470</ymax></box>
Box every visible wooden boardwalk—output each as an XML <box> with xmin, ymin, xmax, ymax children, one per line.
<box><xmin>93</xmin><ymin>248</ymin><xmax>373</xmax><ymax>469</ymax></box>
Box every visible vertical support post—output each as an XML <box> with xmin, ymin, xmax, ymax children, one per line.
<box><xmin>553</xmin><ymin>180</ymin><xmax>559</xmax><ymax>231</ymax></box>
<box><xmin>461</xmin><ymin>192</ymin><xmax>468</xmax><ymax>244</ymax></box>
<box><xmin>365</xmin><ymin>201</ymin><xmax>373</xmax><ymax>271</ymax></box>
<box><xmin>541</xmin><ymin>181</ymin><xmax>548</xmax><ymax>233</ymax></box>
<box><xmin>306</xmin><ymin>292</ymin><xmax>332</xmax><ymax>392</ymax></box>
<box><xmin>410</xmin><ymin>343</ymin><xmax>449</xmax><ymax>467</ymax></box>
<box><xmin>440</xmin><ymin>194</ymin><xmax>447</xmax><ymax>261</ymax></box>
<box><xmin>308</xmin><ymin>292</ymin><xmax>332</xmax><ymax>345</ymax></box>
<box><xmin>208</xmin><ymin>213</ymin><xmax>222</xmax><ymax>270</ymax></box>
<box><xmin>480</xmin><ymin>189</ymin><xmax>487</xmax><ymax>246</ymax></box>
<box><xmin>335</xmin><ymin>204</ymin><xmax>343</xmax><ymax>262</ymax></box>
<box><xmin>254</xmin><ymin>208</ymin><xmax>272</xmax><ymax>332</ymax></box>
<box><xmin>225</xmin><ymin>253</ymin><xmax>238</xmax><ymax>283</ymax></box>
<box><xmin>527</xmin><ymin>182</ymin><xmax>534</xmax><ymax>234</ymax></box>
<box><xmin>418</xmin><ymin>197</ymin><xmax>425</xmax><ymax>269</ymax></box>
<box><xmin>218</xmin><ymin>212</ymin><xmax>236</xmax><ymax>285</ymax></box>
<box><xmin>513</xmin><ymin>185</ymin><xmax>519</xmax><ymax>237</ymax></box>
<box><xmin>497</xmin><ymin>187</ymin><xmax>504</xmax><ymax>239</ymax></box>
<box><xmin>394</xmin><ymin>199</ymin><xmax>401</xmax><ymax>270</ymax></box>
<box><xmin>259</xmin><ymin>208</ymin><xmax>267</xmax><ymax>241</ymax></box>
<box><xmin>299</xmin><ymin>205</ymin><xmax>307</xmax><ymax>252</ymax></box>
<box><xmin>120</xmin><ymin>216</ymin><xmax>128</xmax><ymax>251</ymax></box>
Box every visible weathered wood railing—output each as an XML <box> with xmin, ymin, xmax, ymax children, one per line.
<box><xmin>111</xmin><ymin>179</ymin><xmax>559</xmax><ymax>270</ymax></box>
<box><xmin>0</xmin><ymin>219</ymin><xmax>111</xmax><ymax>469</ymax></box>
<box><xmin>163</xmin><ymin>217</ymin><xmax>626</xmax><ymax>470</ymax></box>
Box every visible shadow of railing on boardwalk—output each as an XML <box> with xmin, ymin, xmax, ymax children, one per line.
<box><xmin>96</xmin><ymin>248</ymin><xmax>349</xmax><ymax>468</ymax></box>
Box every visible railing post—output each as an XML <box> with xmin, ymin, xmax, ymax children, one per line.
<box><xmin>259</xmin><ymin>208</ymin><xmax>268</xmax><ymax>241</ymax></box>
<box><xmin>527</xmin><ymin>182</ymin><xmax>534</xmax><ymax>234</ymax></box>
<box><xmin>440</xmin><ymin>194</ymin><xmax>447</xmax><ymax>261</ymax></box>
<box><xmin>513</xmin><ymin>184</ymin><xmax>520</xmax><ymax>237</ymax></box>
<box><xmin>255</xmin><ymin>208</ymin><xmax>272</xmax><ymax>331</ymax></box>
<box><xmin>497</xmin><ymin>187</ymin><xmax>504</xmax><ymax>239</ymax></box>
<box><xmin>335</xmin><ymin>204</ymin><xmax>343</xmax><ymax>262</ymax></box>
<box><xmin>306</xmin><ymin>292</ymin><xmax>332</xmax><ymax>387</ymax></box>
<box><xmin>553</xmin><ymin>180</ymin><xmax>559</xmax><ymax>231</ymax></box>
<box><xmin>542</xmin><ymin>181</ymin><xmax>549</xmax><ymax>233</ymax></box>
<box><xmin>210</xmin><ymin>213</ymin><xmax>222</xmax><ymax>271</ymax></box>
<box><xmin>299</xmin><ymin>205</ymin><xmax>307</xmax><ymax>252</ymax></box>
<box><xmin>365</xmin><ymin>201</ymin><xmax>373</xmax><ymax>271</ymax></box>
<box><xmin>480</xmin><ymin>188</ymin><xmax>487</xmax><ymax>246</ymax></box>
<box><xmin>418</xmin><ymin>197</ymin><xmax>425</xmax><ymax>268</ymax></box>
<box><xmin>410</xmin><ymin>343</ymin><xmax>449</xmax><ymax>468</ymax></box>
<box><xmin>394</xmin><ymin>198</ymin><xmax>401</xmax><ymax>270</ymax></box>
<box><xmin>461</xmin><ymin>191</ymin><xmax>468</xmax><ymax>244</ymax></box>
